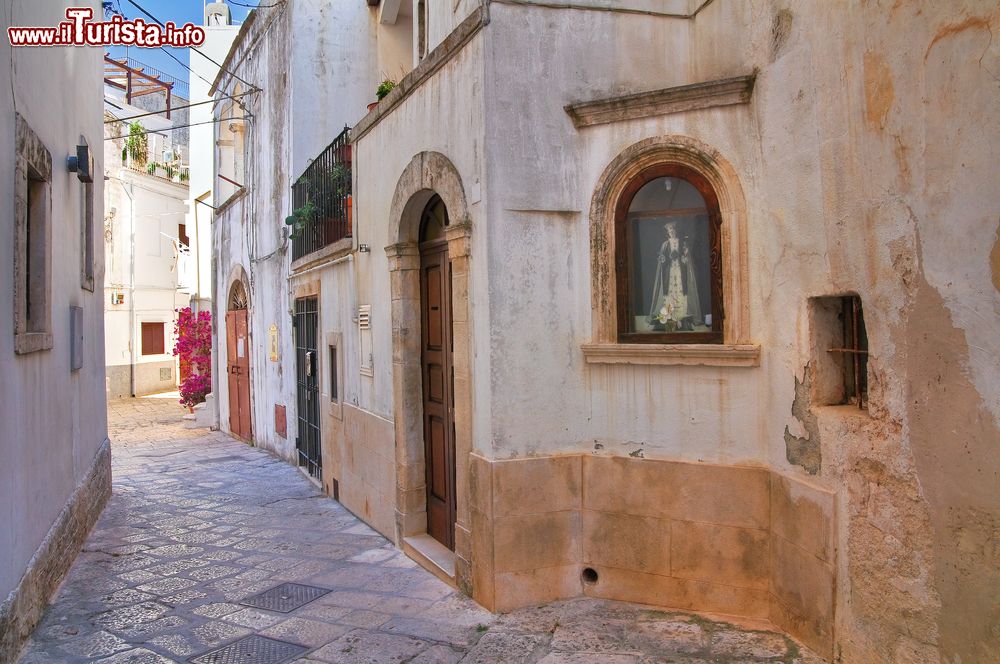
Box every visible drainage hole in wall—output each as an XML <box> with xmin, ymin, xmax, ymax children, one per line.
<box><xmin>581</xmin><ymin>567</ymin><xmax>599</xmax><ymax>584</ymax></box>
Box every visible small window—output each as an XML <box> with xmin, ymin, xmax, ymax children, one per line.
<box><xmin>329</xmin><ymin>345</ymin><xmax>338</xmax><ymax>402</ymax></box>
<box><xmin>14</xmin><ymin>114</ymin><xmax>53</xmax><ymax>354</ymax></box>
<box><xmin>141</xmin><ymin>321</ymin><xmax>166</xmax><ymax>356</ymax></box>
<box><xmin>616</xmin><ymin>164</ymin><xmax>723</xmax><ymax>343</ymax></box>
<box><xmin>178</xmin><ymin>223</ymin><xmax>189</xmax><ymax>248</ymax></box>
<box><xmin>810</xmin><ymin>295</ymin><xmax>869</xmax><ymax>409</ymax></box>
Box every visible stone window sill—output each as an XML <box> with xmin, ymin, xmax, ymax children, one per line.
<box><xmin>290</xmin><ymin>237</ymin><xmax>353</xmax><ymax>274</ymax></box>
<box><xmin>581</xmin><ymin>343</ymin><xmax>760</xmax><ymax>367</ymax></box>
<box><xmin>15</xmin><ymin>332</ymin><xmax>53</xmax><ymax>355</ymax></box>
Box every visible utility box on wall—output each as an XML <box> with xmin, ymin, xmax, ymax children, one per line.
<box><xmin>275</xmin><ymin>404</ymin><xmax>287</xmax><ymax>438</ymax></box>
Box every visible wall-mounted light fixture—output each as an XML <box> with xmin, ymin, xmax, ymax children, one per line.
<box><xmin>67</xmin><ymin>139</ymin><xmax>94</xmax><ymax>183</ymax></box>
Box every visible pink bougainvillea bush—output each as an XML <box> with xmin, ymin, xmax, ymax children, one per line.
<box><xmin>173</xmin><ymin>307</ymin><xmax>212</xmax><ymax>408</ymax></box>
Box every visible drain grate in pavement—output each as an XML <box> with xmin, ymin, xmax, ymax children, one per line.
<box><xmin>239</xmin><ymin>582</ymin><xmax>330</xmax><ymax>613</ymax></box>
<box><xmin>190</xmin><ymin>635</ymin><xmax>307</xmax><ymax>664</ymax></box>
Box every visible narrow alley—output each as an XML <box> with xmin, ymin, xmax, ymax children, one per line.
<box><xmin>17</xmin><ymin>398</ymin><xmax>821</xmax><ymax>664</ymax></box>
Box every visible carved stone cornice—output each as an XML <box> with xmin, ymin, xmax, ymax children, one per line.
<box><xmin>565</xmin><ymin>74</ymin><xmax>756</xmax><ymax>129</ymax></box>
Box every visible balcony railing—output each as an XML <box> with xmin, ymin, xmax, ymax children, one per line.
<box><xmin>291</xmin><ymin>126</ymin><xmax>352</xmax><ymax>261</ymax></box>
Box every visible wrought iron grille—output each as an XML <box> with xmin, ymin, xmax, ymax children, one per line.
<box><xmin>294</xmin><ymin>297</ymin><xmax>322</xmax><ymax>480</ymax></box>
<box><xmin>827</xmin><ymin>295</ymin><xmax>869</xmax><ymax>409</ymax></box>
<box><xmin>291</xmin><ymin>126</ymin><xmax>352</xmax><ymax>261</ymax></box>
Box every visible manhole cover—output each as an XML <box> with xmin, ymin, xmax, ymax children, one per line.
<box><xmin>190</xmin><ymin>635</ymin><xmax>307</xmax><ymax>664</ymax></box>
<box><xmin>239</xmin><ymin>582</ymin><xmax>330</xmax><ymax>613</ymax></box>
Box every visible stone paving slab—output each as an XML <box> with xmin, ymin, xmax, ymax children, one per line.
<box><xmin>16</xmin><ymin>395</ymin><xmax>825</xmax><ymax>663</ymax></box>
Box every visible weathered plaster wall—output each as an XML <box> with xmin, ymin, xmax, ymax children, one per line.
<box><xmin>483</xmin><ymin>2</ymin><xmax>758</xmax><ymax>464</ymax></box>
<box><xmin>213</xmin><ymin>4</ymin><xmax>297</xmax><ymax>460</ymax></box>
<box><xmin>281</xmin><ymin>1</ymin><xmax>411</xmax><ymax>530</ymax></box>
<box><xmin>425</xmin><ymin>0</ymin><xmax>480</xmax><ymax>56</ymax></box>
<box><xmin>0</xmin><ymin>0</ymin><xmax>109</xmax><ymax>653</ymax></box>
<box><xmin>354</xmin><ymin>35</ymin><xmax>486</xmax><ymax>428</ymax></box>
<box><xmin>224</xmin><ymin>1</ymin><xmax>998</xmax><ymax>660</ymax></box>
<box><xmin>290</xmin><ymin>0</ymin><xmax>382</xmax><ymax>176</ymax></box>
<box><xmin>213</xmin><ymin>0</ymin><xmax>410</xmax><ymax>467</ymax></box>
<box><xmin>477</xmin><ymin>1</ymin><xmax>1000</xmax><ymax>661</ymax></box>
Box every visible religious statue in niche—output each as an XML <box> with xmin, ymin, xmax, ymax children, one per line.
<box><xmin>627</xmin><ymin>175</ymin><xmax>714</xmax><ymax>336</ymax></box>
<box><xmin>648</xmin><ymin>221</ymin><xmax>703</xmax><ymax>332</ymax></box>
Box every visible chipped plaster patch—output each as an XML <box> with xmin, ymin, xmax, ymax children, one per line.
<box><xmin>864</xmin><ymin>51</ymin><xmax>895</xmax><ymax>130</ymax></box>
<box><xmin>783</xmin><ymin>365</ymin><xmax>820</xmax><ymax>475</ymax></box>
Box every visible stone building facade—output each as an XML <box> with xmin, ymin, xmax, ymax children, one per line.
<box><xmin>211</xmin><ymin>1</ymin><xmax>1000</xmax><ymax>662</ymax></box>
<box><xmin>0</xmin><ymin>2</ymin><xmax>110</xmax><ymax>660</ymax></box>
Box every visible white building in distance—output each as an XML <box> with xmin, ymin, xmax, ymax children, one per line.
<box><xmin>104</xmin><ymin>79</ymin><xmax>192</xmax><ymax>398</ymax></box>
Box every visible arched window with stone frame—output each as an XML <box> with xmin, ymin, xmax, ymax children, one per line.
<box><xmin>583</xmin><ymin>136</ymin><xmax>758</xmax><ymax>367</ymax></box>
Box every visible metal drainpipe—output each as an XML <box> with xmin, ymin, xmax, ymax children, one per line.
<box><xmin>210</xmin><ymin>205</ymin><xmax>220</xmax><ymax>429</ymax></box>
<box><xmin>119</xmin><ymin>179</ymin><xmax>137</xmax><ymax>397</ymax></box>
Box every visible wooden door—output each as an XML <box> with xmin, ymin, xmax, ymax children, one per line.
<box><xmin>420</xmin><ymin>240</ymin><xmax>456</xmax><ymax>550</ymax></box>
<box><xmin>226</xmin><ymin>309</ymin><xmax>252</xmax><ymax>441</ymax></box>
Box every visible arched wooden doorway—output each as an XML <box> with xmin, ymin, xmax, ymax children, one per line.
<box><xmin>226</xmin><ymin>280</ymin><xmax>252</xmax><ymax>441</ymax></box>
<box><xmin>419</xmin><ymin>195</ymin><xmax>456</xmax><ymax>550</ymax></box>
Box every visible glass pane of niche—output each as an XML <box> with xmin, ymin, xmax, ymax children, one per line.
<box><xmin>629</xmin><ymin>176</ymin><xmax>713</xmax><ymax>335</ymax></box>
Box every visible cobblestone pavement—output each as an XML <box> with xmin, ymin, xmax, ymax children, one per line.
<box><xmin>17</xmin><ymin>396</ymin><xmax>824</xmax><ymax>663</ymax></box>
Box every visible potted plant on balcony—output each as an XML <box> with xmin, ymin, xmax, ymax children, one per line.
<box><xmin>124</xmin><ymin>121</ymin><xmax>148</xmax><ymax>168</ymax></box>
<box><xmin>368</xmin><ymin>78</ymin><xmax>396</xmax><ymax>112</ymax></box>
<box><xmin>285</xmin><ymin>199</ymin><xmax>317</xmax><ymax>240</ymax></box>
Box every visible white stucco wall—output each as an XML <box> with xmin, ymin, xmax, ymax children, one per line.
<box><xmin>353</xmin><ymin>35</ymin><xmax>486</xmax><ymax>425</ymax></box>
<box><xmin>289</xmin><ymin>0</ymin><xmax>397</xmax><ymax>177</ymax></box>
<box><xmin>0</xmin><ymin>0</ymin><xmax>107</xmax><ymax>602</ymax></box>
<box><xmin>480</xmin><ymin>3</ymin><xmax>760</xmax><ymax>463</ymax></box>
<box><xmin>188</xmin><ymin>23</ymin><xmax>240</xmax><ymax>308</ymax></box>
<box><xmin>212</xmin><ymin>0</ymin><xmax>411</xmax><ymax>457</ymax></box>
<box><xmin>103</xmin><ymin>167</ymin><xmax>190</xmax><ymax>397</ymax></box>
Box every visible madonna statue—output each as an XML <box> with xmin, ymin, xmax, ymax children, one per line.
<box><xmin>648</xmin><ymin>221</ymin><xmax>702</xmax><ymax>330</ymax></box>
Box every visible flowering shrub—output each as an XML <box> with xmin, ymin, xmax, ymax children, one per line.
<box><xmin>173</xmin><ymin>307</ymin><xmax>212</xmax><ymax>408</ymax></box>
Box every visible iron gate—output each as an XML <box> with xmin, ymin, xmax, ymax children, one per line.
<box><xmin>294</xmin><ymin>297</ymin><xmax>322</xmax><ymax>480</ymax></box>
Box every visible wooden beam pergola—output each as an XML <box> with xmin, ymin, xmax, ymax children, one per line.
<box><xmin>104</xmin><ymin>54</ymin><xmax>174</xmax><ymax>118</ymax></box>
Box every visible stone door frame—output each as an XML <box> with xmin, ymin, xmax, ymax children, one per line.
<box><xmin>385</xmin><ymin>152</ymin><xmax>474</xmax><ymax>589</ymax></box>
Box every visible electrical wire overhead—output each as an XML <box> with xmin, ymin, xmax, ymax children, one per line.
<box><xmin>104</xmin><ymin>90</ymin><xmax>256</xmax><ymax>123</ymax></box>
<box><xmin>227</xmin><ymin>0</ymin><xmax>285</xmax><ymax>8</ymax></box>
<box><xmin>122</xmin><ymin>0</ymin><xmax>262</xmax><ymax>93</ymax></box>
<box><xmin>103</xmin><ymin>115</ymin><xmax>248</xmax><ymax>141</ymax></box>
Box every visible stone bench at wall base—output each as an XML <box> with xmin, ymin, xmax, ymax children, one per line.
<box><xmin>468</xmin><ymin>453</ymin><xmax>835</xmax><ymax>661</ymax></box>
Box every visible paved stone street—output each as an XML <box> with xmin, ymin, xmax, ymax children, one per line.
<box><xmin>16</xmin><ymin>396</ymin><xmax>823</xmax><ymax>663</ymax></box>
